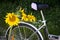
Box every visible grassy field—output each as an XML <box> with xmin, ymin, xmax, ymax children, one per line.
<box><xmin>0</xmin><ymin>0</ymin><xmax>60</xmax><ymax>36</ymax></box>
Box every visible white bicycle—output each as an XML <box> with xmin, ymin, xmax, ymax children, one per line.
<box><xmin>5</xmin><ymin>2</ymin><xmax>49</xmax><ymax>40</ymax></box>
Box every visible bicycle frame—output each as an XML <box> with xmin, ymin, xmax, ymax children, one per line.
<box><xmin>38</xmin><ymin>10</ymin><xmax>46</xmax><ymax>30</ymax></box>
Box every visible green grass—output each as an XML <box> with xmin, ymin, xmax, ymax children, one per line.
<box><xmin>0</xmin><ymin>0</ymin><xmax>60</xmax><ymax>36</ymax></box>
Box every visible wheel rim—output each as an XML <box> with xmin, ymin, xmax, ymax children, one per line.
<box><xmin>9</xmin><ymin>26</ymin><xmax>40</xmax><ymax>40</ymax></box>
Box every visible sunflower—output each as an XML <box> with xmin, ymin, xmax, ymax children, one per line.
<box><xmin>19</xmin><ymin>7</ymin><xmax>36</xmax><ymax>22</ymax></box>
<box><xmin>28</xmin><ymin>15</ymin><xmax>36</xmax><ymax>22</ymax></box>
<box><xmin>21</xmin><ymin>13</ymin><xmax>28</xmax><ymax>21</ymax></box>
<box><xmin>5</xmin><ymin>12</ymin><xmax>20</xmax><ymax>27</ymax></box>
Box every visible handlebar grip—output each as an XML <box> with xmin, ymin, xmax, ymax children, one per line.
<box><xmin>38</xmin><ymin>4</ymin><xmax>48</xmax><ymax>10</ymax></box>
<box><xmin>31</xmin><ymin>2</ymin><xmax>48</xmax><ymax>10</ymax></box>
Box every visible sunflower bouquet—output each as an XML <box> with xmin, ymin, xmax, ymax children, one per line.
<box><xmin>5</xmin><ymin>7</ymin><xmax>36</xmax><ymax>27</ymax></box>
<box><xmin>4</xmin><ymin>7</ymin><xmax>37</xmax><ymax>39</ymax></box>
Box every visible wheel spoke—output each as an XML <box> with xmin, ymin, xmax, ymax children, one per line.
<box><xmin>23</xmin><ymin>26</ymin><xmax>26</xmax><ymax>39</ymax></box>
<box><xmin>18</xmin><ymin>26</ymin><xmax>24</xmax><ymax>40</ymax></box>
<box><xmin>27</xmin><ymin>31</ymin><xmax>36</xmax><ymax>40</ymax></box>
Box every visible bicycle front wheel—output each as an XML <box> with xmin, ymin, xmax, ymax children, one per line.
<box><xmin>7</xmin><ymin>22</ymin><xmax>42</xmax><ymax>40</ymax></box>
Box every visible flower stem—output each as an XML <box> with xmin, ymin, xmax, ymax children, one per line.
<box><xmin>8</xmin><ymin>27</ymin><xmax>12</xmax><ymax>40</ymax></box>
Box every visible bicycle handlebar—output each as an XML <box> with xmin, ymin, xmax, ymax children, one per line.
<box><xmin>31</xmin><ymin>2</ymin><xmax>48</xmax><ymax>10</ymax></box>
<box><xmin>38</xmin><ymin>4</ymin><xmax>48</xmax><ymax>10</ymax></box>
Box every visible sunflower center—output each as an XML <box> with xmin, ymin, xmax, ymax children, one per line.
<box><xmin>9</xmin><ymin>15</ymin><xmax>16</xmax><ymax>22</ymax></box>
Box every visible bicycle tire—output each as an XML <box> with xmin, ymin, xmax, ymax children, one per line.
<box><xmin>6</xmin><ymin>22</ymin><xmax>43</xmax><ymax>40</ymax></box>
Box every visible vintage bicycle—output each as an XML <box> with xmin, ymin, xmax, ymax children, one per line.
<box><xmin>5</xmin><ymin>2</ymin><xmax>49</xmax><ymax>40</ymax></box>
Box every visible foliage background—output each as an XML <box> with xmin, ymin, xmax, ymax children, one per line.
<box><xmin>0</xmin><ymin>0</ymin><xmax>60</xmax><ymax>36</ymax></box>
